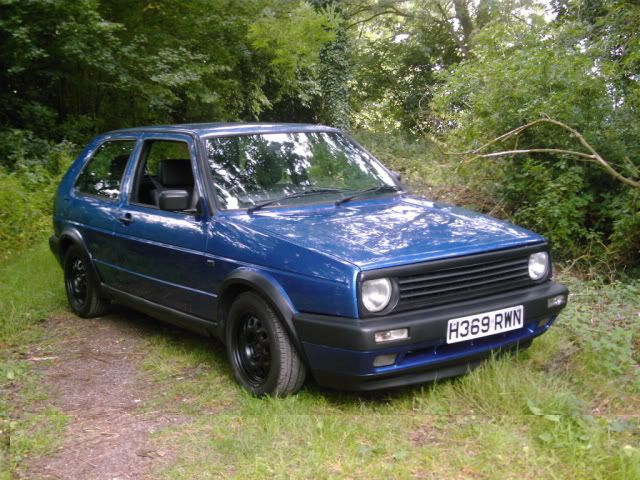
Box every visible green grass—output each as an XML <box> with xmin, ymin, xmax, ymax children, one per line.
<box><xmin>0</xmin><ymin>240</ymin><xmax>66</xmax><ymax>345</ymax></box>
<box><xmin>0</xmin><ymin>240</ymin><xmax>68</xmax><ymax>478</ymax></box>
<box><xmin>1</xmin><ymin>241</ymin><xmax>639</xmax><ymax>479</ymax></box>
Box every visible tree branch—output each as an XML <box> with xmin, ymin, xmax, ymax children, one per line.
<box><xmin>345</xmin><ymin>9</ymin><xmax>398</xmax><ymax>29</ymax></box>
<box><xmin>449</xmin><ymin>118</ymin><xmax>640</xmax><ymax>189</ymax></box>
<box><xmin>472</xmin><ymin>148</ymin><xmax>597</xmax><ymax>161</ymax></box>
<box><xmin>434</xmin><ymin>1</ymin><xmax>467</xmax><ymax>54</ymax></box>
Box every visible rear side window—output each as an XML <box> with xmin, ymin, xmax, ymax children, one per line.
<box><xmin>75</xmin><ymin>140</ymin><xmax>136</xmax><ymax>200</ymax></box>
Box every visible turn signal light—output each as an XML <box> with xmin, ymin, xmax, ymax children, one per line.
<box><xmin>547</xmin><ymin>294</ymin><xmax>566</xmax><ymax>308</ymax></box>
<box><xmin>374</xmin><ymin>328</ymin><xmax>409</xmax><ymax>343</ymax></box>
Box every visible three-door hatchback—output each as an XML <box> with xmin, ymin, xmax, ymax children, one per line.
<box><xmin>50</xmin><ymin>123</ymin><xmax>568</xmax><ymax>395</ymax></box>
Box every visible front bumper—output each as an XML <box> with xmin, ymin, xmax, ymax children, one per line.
<box><xmin>295</xmin><ymin>281</ymin><xmax>568</xmax><ymax>391</ymax></box>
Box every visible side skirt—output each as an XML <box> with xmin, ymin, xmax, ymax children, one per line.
<box><xmin>101</xmin><ymin>284</ymin><xmax>220</xmax><ymax>339</ymax></box>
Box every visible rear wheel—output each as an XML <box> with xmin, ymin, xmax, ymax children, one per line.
<box><xmin>63</xmin><ymin>244</ymin><xmax>110</xmax><ymax>318</ymax></box>
<box><xmin>226</xmin><ymin>292</ymin><xmax>306</xmax><ymax>396</ymax></box>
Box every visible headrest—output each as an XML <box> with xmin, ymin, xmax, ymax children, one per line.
<box><xmin>159</xmin><ymin>159</ymin><xmax>194</xmax><ymax>187</ymax></box>
<box><xmin>109</xmin><ymin>154</ymin><xmax>130</xmax><ymax>179</ymax></box>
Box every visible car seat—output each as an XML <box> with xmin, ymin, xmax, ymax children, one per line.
<box><xmin>150</xmin><ymin>159</ymin><xmax>195</xmax><ymax>209</ymax></box>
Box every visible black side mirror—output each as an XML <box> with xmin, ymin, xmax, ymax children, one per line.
<box><xmin>391</xmin><ymin>170</ymin><xmax>402</xmax><ymax>183</ymax></box>
<box><xmin>159</xmin><ymin>189</ymin><xmax>190</xmax><ymax>211</ymax></box>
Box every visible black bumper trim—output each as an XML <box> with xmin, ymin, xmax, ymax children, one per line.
<box><xmin>294</xmin><ymin>281</ymin><xmax>568</xmax><ymax>351</ymax></box>
<box><xmin>312</xmin><ymin>339</ymin><xmax>532</xmax><ymax>391</ymax></box>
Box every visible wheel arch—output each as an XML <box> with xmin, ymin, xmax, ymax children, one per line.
<box><xmin>217</xmin><ymin>268</ymin><xmax>306</xmax><ymax>362</ymax></box>
<box><xmin>58</xmin><ymin>228</ymin><xmax>103</xmax><ymax>285</ymax></box>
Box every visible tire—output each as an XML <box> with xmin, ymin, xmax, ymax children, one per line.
<box><xmin>226</xmin><ymin>292</ymin><xmax>306</xmax><ymax>396</ymax></box>
<box><xmin>63</xmin><ymin>244</ymin><xmax>110</xmax><ymax>318</ymax></box>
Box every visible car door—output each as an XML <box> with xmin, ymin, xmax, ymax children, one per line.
<box><xmin>109</xmin><ymin>133</ymin><xmax>216</xmax><ymax>320</ymax></box>
<box><xmin>68</xmin><ymin>136</ymin><xmax>138</xmax><ymax>286</ymax></box>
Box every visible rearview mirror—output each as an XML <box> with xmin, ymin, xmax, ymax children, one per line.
<box><xmin>158</xmin><ymin>189</ymin><xmax>190</xmax><ymax>211</ymax></box>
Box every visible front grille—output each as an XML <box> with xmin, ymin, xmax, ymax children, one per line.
<box><xmin>391</xmin><ymin>248</ymin><xmax>541</xmax><ymax>313</ymax></box>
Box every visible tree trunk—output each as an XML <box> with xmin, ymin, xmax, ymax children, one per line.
<box><xmin>318</xmin><ymin>26</ymin><xmax>351</xmax><ymax>129</ymax></box>
<box><xmin>312</xmin><ymin>0</ymin><xmax>351</xmax><ymax>129</ymax></box>
<box><xmin>452</xmin><ymin>0</ymin><xmax>474</xmax><ymax>53</ymax></box>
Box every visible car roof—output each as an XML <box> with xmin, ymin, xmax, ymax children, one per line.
<box><xmin>109</xmin><ymin>122</ymin><xmax>340</xmax><ymax>138</ymax></box>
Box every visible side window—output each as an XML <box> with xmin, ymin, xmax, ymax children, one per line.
<box><xmin>131</xmin><ymin>140</ymin><xmax>196</xmax><ymax>211</ymax></box>
<box><xmin>75</xmin><ymin>140</ymin><xmax>136</xmax><ymax>200</ymax></box>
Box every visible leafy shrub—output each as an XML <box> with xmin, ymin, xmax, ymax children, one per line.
<box><xmin>0</xmin><ymin>130</ymin><xmax>75</xmax><ymax>258</ymax></box>
<box><xmin>496</xmin><ymin>161</ymin><xmax>594</xmax><ymax>258</ymax></box>
<box><xmin>430</xmin><ymin>22</ymin><xmax>640</xmax><ymax>269</ymax></box>
<box><xmin>0</xmin><ymin>130</ymin><xmax>52</xmax><ymax>171</ymax></box>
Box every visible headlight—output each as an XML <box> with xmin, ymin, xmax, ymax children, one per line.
<box><xmin>361</xmin><ymin>278</ymin><xmax>393</xmax><ymax>313</ymax></box>
<box><xmin>528</xmin><ymin>252</ymin><xmax>549</xmax><ymax>280</ymax></box>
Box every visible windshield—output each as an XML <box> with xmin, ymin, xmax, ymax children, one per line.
<box><xmin>206</xmin><ymin>132</ymin><xmax>396</xmax><ymax>210</ymax></box>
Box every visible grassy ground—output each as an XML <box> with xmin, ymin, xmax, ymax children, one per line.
<box><xmin>0</xmin><ymin>242</ymin><xmax>69</xmax><ymax>479</ymax></box>
<box><xmin>1</xmin><ymin>241</ymin><xmax>639</xmax><ymax>479</ymax></box>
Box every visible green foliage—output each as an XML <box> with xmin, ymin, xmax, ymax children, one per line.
<box><xmin>0</xmin><ymin>0</ymin><xmax>341</xmax><ymax>139</ymax></box>
<box><xmin>350</xmin><ymin>6</ymin><xmax>460</xmax><ymax>131</ymax></box>
<box><xmin>430</xmin><ymin>20</ymin><xmax>640</xmax><ymax>267</ymax></box>
<box><xmin>308</xmin><ymin>0</ymin><xmax>351</xmax><ymax>129</ymax></box>
<box><xmin>317</xmin><ymin>25</ymin><xmax>351</xmax><ymax>129</ymax></box>
<box><xmin>353</xmin><ymin>130</ymin><xmax>446</xmax><ymax>188</ymax></box>
<box><xmin>0</xmin><ymin>129</ymin><xmax>58</xmax><ymax>172</ymax></box>
<box><xmin>0</xmin><ymin>131</ymin><xmax>75</xmax><ymax>257</ymax></box>
<box><xmin>0</xmin><ymin>0</ymin><xmax>638</xmax><ymax>272</ymax></box>
<box><xmin>248</xmin><ymin>1</ymin><xmax>337</xmax><ymax>109</ymax></box>
<box><xmin>497</xmin><ymin>162</ymin><xmax>594</xmax><ymax>257</ymax></box>
<box><xmin>0</xmin><ymin>172</ymin><xmax>55</xmax><ymax>258</ymax></box>
<box><xmin>348</xmin><ymin>0</ymin><xmax>544</xmax><ymax>131</ymax></box>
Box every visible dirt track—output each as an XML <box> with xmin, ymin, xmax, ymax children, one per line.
<box><xmin>19</xmin><ymin>312</ymin><xmax>187</xmax><ymax>480</ymax></box>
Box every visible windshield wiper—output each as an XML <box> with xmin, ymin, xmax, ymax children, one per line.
<box><xmin>335</xmin><ymin>185</ymin><xmax>402</xmax><ymax>206</ymax></box>
<box><xmin>247</xmin><ymin>188</ymin><xmax>345</xmax><ymax>214</ymax></box>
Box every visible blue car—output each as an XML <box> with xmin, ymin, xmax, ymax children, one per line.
<box><xmin>50</xmin><ymin>123</ymin><xmax>568</xmax><ymax>396</ymax></box>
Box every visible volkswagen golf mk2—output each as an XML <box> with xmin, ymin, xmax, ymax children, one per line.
<box><xmin>50</xmin><ymin>123</ymin><xmax>568</xmax><ymax>396</ymax></box>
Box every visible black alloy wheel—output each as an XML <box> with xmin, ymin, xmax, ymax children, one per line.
<box><xmin>63</xmin><ymin>244</ymin><xmax>110</xmax><ymax>318</ymax></box>
<box><xmin>66</xmin><ymin>257</ymin><xmax>88</xmax><ymax>308</ymax></box>
<box><xmin>226</xmin><ymin>292</ymin><xmax>306</xmax><ymax>396</ymax></box>
<box><xmin>234</xmin><ymin>314</ymin><xmax>272</xmax><ymax>387</ymax></box>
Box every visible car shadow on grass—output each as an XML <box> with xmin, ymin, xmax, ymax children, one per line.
<box><xmin>106</xmin><ymin>302</ymin><xmax>229</xmax><ymax>366</ymax></box>
<box><xmin>105</xmin><ymin>303</ymin><xmax>467</xmax><ymax>408</ymax></box>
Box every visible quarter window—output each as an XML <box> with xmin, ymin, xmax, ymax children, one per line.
<box><xmin>75</xmin><ymin>140</ymin><xmax>136</xmax><ymax>200</ymax></box>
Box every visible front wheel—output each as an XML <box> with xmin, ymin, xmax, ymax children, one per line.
<box><xmin>63</xmin><ymin>244</ymin><xmax>110</xmax><ymax>318</ymax></box>
<box><xmin>226</xmin><ymin>292</ymin><xmax>306</xmax><ymax>396</ymax></box>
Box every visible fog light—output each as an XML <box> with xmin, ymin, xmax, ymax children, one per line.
<box><xmin>537</xmin><ymin>318</ymin><xmax>549</xmax><ymax>328</ymax></box>
<box><xmin>373</xmin><ymin>353</ymin><xmax>397</xmax><ymax>367</ymax></box>
<box><xmin>374</xmin><ymin>328</ymin><xmax>409</xmax><ymax>343</ymax></box>
<box><xmin>548</xmin><ymin>294</ymin><xmax>566</xmax><ymax>308</ymax></box>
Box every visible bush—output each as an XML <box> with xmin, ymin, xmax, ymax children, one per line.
<box><xmin>0</xmin><ymin>130</ymin><xmax>75</xmax><ymax>258</ymax></box>
<box><xmin>429</xmin><ymin>22</ymin><xmax>640</xmax><ymax>270</ymax></box>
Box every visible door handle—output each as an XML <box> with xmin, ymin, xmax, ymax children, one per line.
<box><xmin>117</xmin><ymin>213</ymin><xmax>134</xmax><ymax>225</ymax></box>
